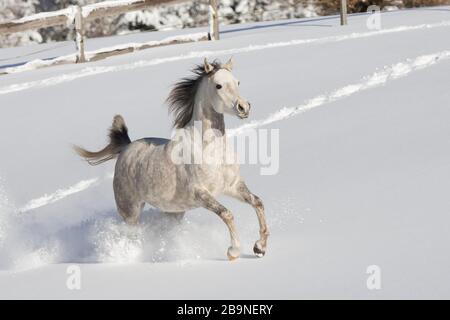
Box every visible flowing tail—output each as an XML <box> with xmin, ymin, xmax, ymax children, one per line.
<box><xmin>73</xmin><ymin>115</ymin><xmax>131</xmax><ymax>165</ymax></box>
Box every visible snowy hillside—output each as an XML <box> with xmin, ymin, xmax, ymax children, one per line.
<box><xmin>1</xmin><ymin>7</ymin><xmax>450</xmax><ymax>299</ymax></box>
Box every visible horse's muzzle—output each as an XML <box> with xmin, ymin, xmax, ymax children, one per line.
<box><xmin>236</xmin><ymin>101</ymin><xmax>250</xmax><ymax>119</ymax></box>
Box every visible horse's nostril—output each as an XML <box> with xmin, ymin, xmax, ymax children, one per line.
<box><xmin>237</xmin><ymin>105</ymin><xmax>245</xmax><ymax>113</ymax></box>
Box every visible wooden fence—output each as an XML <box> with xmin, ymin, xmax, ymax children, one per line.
<box><xmin>0</xmin><ymin>0</ymin><xmax>351</xmax><ymax>66</ymax></box>
<box><xmin>0</xmin><ymin>0</ymin><xmax>221</xmax><ymax>63</ymax></box>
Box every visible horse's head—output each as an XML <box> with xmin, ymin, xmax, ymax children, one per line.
<box><xmin>203</xmin><ymin>58</ymin><xmax>251</xmax><ymax>119</ymax></box>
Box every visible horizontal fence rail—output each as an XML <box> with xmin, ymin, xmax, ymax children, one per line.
<box><xmin>0</xmin><ymin>8</ymin><xmax>73</xmax><ymax>35</ymax></box>
<box><xmin>83</xmin><ymin>0</ymin><xmax>175</xmax><ymax>21</ymax></box>
<box><xmin>0</xmin><ymin>0</ymin><xmax>174</xmax><ymax>36</ymax></box>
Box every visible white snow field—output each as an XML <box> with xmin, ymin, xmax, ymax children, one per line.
<box><xmin>1</xmin><ymin>7</ymin><xmax>450</xmax><ymax>299</ymax></box>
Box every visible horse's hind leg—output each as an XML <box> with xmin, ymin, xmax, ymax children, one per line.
<box><xmin>194</xmin><ymin>189</ymin><xmax>240</xmax><ymax>261</ymax></box>
<box><xmin>114</xmin><ymin>175</ymin><xmax>144</xmax><ymax>225</ymax></box>
<box><xmin>116</xmin><ymin>199</ymin><xmax>144</xmax><ymax>225</ymax></box>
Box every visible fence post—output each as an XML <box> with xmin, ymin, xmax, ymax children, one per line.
<box><xmin>209</xmin><ymin>0</ymin><xmax>219</xmax><ymax>40</ymax></box>
<box><xmin>340</xmin><ymin>0</ymin><xmax>348</xmax><ymax>25</ymax></box>
<box><xmin>74</xmin><ymin>5</ymin><xmax>86</xmax><ymax>63</ymax></box>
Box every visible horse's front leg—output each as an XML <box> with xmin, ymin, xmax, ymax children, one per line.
<box><xmin>194</xmin><ymin>189</ymin><xmax>240</xmax><ymax>261</ymax></box>
<box><xmin>226</xmin><ymin>180</ymin><xmax>270</xmax><ymax>257</ymax></box>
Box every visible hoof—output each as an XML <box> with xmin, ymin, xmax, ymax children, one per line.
<box><xmin>253</xmin><ymin>241</ymin><xmax>266</xmax><ymax>258</ymax></box>
<box><xmin>227</xmin><ymin>246</ymin><xmax>240</xmax><ymax>261</ymax></box>
<box><xmin>227</xmin><ymin>253</ymin><xmax>239</xmax><ymax>261</ymax></box>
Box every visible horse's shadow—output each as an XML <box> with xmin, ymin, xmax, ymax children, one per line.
<box><xmin>211</xmin><ymin>253</ymin><xmax>259</xmax><ymax>262</ymax></box>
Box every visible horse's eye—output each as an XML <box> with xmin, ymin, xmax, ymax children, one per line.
<box><xmin>238</xmin><ymin>81</ymin><xmax>240</xmax><ymax>86</ymax></box>
<box><xmin>216</xmin><ymin>84</ymin><xmax>222</xmax><ymax>89</ymax></box>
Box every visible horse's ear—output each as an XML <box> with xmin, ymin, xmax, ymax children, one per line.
<box><xmin>223</xmin><ymin>57</ymin><xmax>233</xmax><ymax>71</ymax></box>
<box><xmin>204</xmin><ymin>58</ymin><xmax>214</xmax><ymax>74</ymax></box>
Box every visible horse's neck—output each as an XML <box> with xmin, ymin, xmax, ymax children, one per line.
<box><xmin>195</xmin><ymin>101</ymin><xmax>224</xmax><ymax>134</ymax></box>
<box><xmin>184</xmin><ymin>84</ymin><xmax>232</xmax><ymax>169</ymax></box>
<box><xmin>188</xmin><ymin>90</ymin><xmax>225</xmax><ymax>143</ymax></box>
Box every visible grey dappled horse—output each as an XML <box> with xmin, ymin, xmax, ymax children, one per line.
<box><xmin>74</xmin><ymin>58</ymin><xmax>269</xmax><ymax>260</ymax></box>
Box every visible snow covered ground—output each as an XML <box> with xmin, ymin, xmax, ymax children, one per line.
<box><xmin>1</xmin><ymin>7</ymin><xmax>450</xmax><ymax>299</ymax></box>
